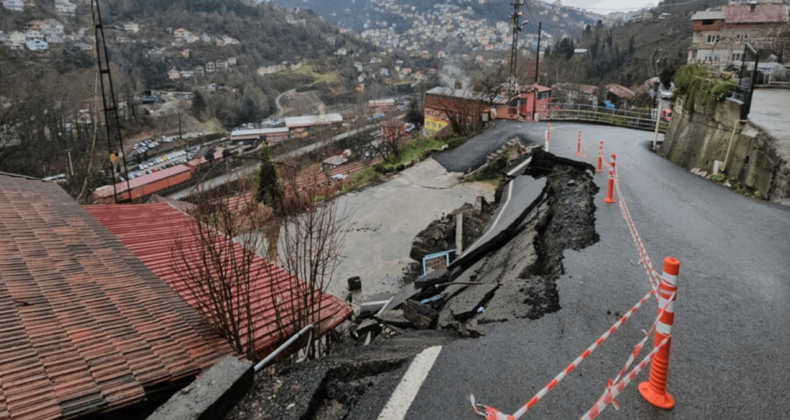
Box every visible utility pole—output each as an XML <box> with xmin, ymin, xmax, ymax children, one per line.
<box><xmin>534</xmin><ymin>22</ymin><xmax>542</xmax><ymax>84</ymax></box>
<box><xmin>508</xmin><ymin>0</ymin><xmax>525</xmax><ymax>98</ymax></box>
<box><xmin>91</xmin><ymin>0</ymin><xmax>132</xmax><ymax>203</ymax></box>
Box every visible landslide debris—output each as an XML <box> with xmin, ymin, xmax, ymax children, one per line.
<box><xmin>409</xmin><ymin>199</ymin><xmax>496</xmax><ymax>262</ymax></box>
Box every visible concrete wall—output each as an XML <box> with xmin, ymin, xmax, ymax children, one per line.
<box><xmin>662</xmin><ymin>94</ymin><xmax>790</xmax><ymax>200</ymax></box>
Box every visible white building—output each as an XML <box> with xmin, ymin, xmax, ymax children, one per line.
<box><xmin>124</xmin><ymin>22</ymin><xmax>140</xmax><ymax>33</ymax></box>
<box><xmin>54</xmin><ymin>0</ymin><xmax>76</xmax><ymax>16</ymax></box>
<box><xmin>26</xmin><ymin>39</ymin><xmax>49</xmax><ymax>51</ymax></box>
<box><xmin>2</xmin><ymin>0</ymin><xmax>23</xmax><ymax>12</ymax></box>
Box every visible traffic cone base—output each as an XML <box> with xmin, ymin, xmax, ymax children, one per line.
<box><xmin>638</xmin><ymin>381</ymin><xmax>674</xmax><ymax>409</ymax></box>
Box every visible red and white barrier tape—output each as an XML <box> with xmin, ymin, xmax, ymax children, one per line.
<box><xmin>579</xmin><ymin>335</ymin><xmax>670</xmax><ymax>420</ymax></box>
<box><xmin>595</xmin><ymin>291</ymin><xmax>675</xmax><ymax>411</ymax></box>
<box><xmin>471</xmin><ymin>287</ymin><xmax>657</xmax><ymax>420</ymax></box>
<box><xmin>612</xmin><ymin>168</ymin><xmax>662</xmax><ymax>295</ymax></box>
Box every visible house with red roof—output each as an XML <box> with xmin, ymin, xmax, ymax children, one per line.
<box><xmin>0</xmin><ymin>173</ymin><xmax>236</xmax><ymax>420</ymax></box>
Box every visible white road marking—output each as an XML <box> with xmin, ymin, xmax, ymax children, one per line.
<box><xmin>506</xmin><ymin>156</ymin><xmax>532</xmax><ymax>177</ymax></box>
<box><xmin>377</xmin><ymin>346</ymin><xmax>443</xmax><ymax>420</ymax></box>
<box><xmin>463</xmin><ymin>180</ymin><xmax>513</xmax><ymax>257</ymax></box>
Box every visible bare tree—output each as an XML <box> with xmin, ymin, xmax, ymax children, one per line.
<box><xmin>171</xmin><ymin>176</ymin><xmax>273</xmax><ymax>360</ymax></box>
<box><xmin>443</xmin><ymin>94</ymin><xmax>487</xmax><ymax>136</ymax></box>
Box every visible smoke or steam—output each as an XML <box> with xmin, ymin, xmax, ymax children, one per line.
<box><xmin>438</xmin><ymin>63</ymin><xmax>470</xmax><ymax>90</ymax></box>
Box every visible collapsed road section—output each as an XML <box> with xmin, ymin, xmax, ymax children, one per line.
<box><xmin>219</xmin><ymin>150</ymin><xmax>600</xmax><ymax>420</ymax></box>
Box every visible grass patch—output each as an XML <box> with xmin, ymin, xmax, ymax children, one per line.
<box><xmin>203</xmin><ymin>118</ymin><xmax>223</xmax><ymax>132</ymax></box>
<box><xmin>340</xmin><ymin>166</ymin><xmax>381</xmax><ymax>194</ymax></box>
<box><xmin>707</xmin><ymin>173</ymin><xmax>764</xmax><ymax>200</ymax></box>
<box><xmin>378</xmin><ymin>137</ymin><xmax>447</xmax><ymax>170</ymax></box>
<box><xmin>288</xmin><ymin>64</ymin><xmax>337</xmax><ymax>84</ymax></box>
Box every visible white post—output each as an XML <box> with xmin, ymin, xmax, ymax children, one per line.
<box><xmin>653</xmin><ymin>104</ymin><xmax>662</xmax><ymax>151</ymax></box>
<box><xmin>456</xmin><ymin>213</ymin><xmax>464</xmax><ymax>255</ymax></box>
<box><xmin>545</xmin><ymin>122</ymin><xmax>551</xmax><ymax>152</ymax></box>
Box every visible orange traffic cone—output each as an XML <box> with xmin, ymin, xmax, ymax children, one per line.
<box><xmin>638</xmin><ymin>257</ymin><xmax>680</xmax><ymax>409</ymax></box>
<box><xmin>603</xmin><ymin>154</ymin><xmax>615</xmax><ymax>204</ymax></box>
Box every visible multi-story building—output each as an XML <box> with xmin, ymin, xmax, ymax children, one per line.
<box><xmin>688</xmin><ymin>3</ymin><xmax>789</xmax><ymax>69</ymax></box>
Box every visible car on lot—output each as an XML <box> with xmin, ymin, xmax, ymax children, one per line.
<box><xmin>661</xmin><ymin>90</ymin><xmax>673</xmax><ymax>99</ymax></box>
<box><xmin>145</xmin><ymin>170</ymin><xmax>151</xmax><ymax>174</ymax></box>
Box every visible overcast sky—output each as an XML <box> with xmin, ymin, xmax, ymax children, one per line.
<box><xmin>560</xmin><ymin>0</ymin><xmax>655</xmax><ymax>13</ymax></box>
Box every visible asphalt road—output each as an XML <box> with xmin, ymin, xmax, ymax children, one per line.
<box><xmin>403</xmin><ymin>122</ymin><xmax>790</xmax><ymax>419</ymax></box>
<box><xmin>433</xmin><ymin>121</ymin><xmax>538</xmax><ymax>172</ymax></box>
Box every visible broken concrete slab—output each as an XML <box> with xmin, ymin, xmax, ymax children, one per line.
<box><xmin>147</xmin><ymin>356</ymin><xmax>253</xmax><ymax>420</ymax></box>
<box><xmin>355</xmin><ymin>319</ymin><xmax>381</xmax><ymax>341</ymax></box>
<box><xmin>414</xmin><ymin>267</ymin><xmax>448</xmax><ymax>289</ymax></box>
<box><xmin>358</xmin><ymin>293</ymin><xmax>395</xmax><ymax>318</ymax></box>
<box><xmin>373</xmin><ymin>310</ymin><xmax>413</xmax><ymax>329</ymax></box>
<box><xmin>402</xmin><ymin>300</ymin><xmax>438</xmax><ymax>330</ymax></box>
<box><xmin>378</xmin><ymin>282</ymin><xmax>419</xmax><ymax>314</ymax></box>
<box><xmin>443</xmin><ymin>282</ymin><xmax>499</xmax><ymax>322</ymax></box>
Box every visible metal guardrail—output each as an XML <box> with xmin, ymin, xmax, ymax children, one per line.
<box><xmin>542</xmin><ymin>104</ymin><xmax>668</xmax><ymax>133</ymax></box>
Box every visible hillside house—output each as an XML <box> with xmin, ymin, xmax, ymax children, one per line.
<box><xmin>206</xmin><ymin>61</ymin><xmax>215</xmax><ymax>73</ymax></box>
<box><xmin>227</xmin><ymin>57</ymin><xmax>237</xmax><ymax>65</ymax></box>
<box><xmin>167</xmin><ymin>68</ymin><xmax>180</xmax><ymax>80</ymax></box>
<box><xmin>25</xmin><ymin>30</ymin><xmax>43</xmax><ymax>40</ymax></box>
<box><xmin>687</xmin><ymin>3</ymin><xmax>789</xmax><ymax>69</ymax></box>
<box><xmin>180</xmin><ymin>69</ymin><xmax>193</xmax><ymax>79</ymax></box>
<box><xmin>551</xmin><ymin>82</ymin><xmax>597</xmax><ymax>104</ymax></box>
<box><xmin>201</xmin><ymin>33</ymin><xmax>212</xmax><ymax>42</ymax></box>
<box><xmin>73</xmin><ymin>41</ymin><xmax>92</xmax><ymax>51</ymax></box>
<box><xmin>423</xmin><ymin>87</ymin><xmax>509</xmax><ymax>136</ymax></box>
<box><xmin>26</xmin><ymin>19</ymin><xmax>44</xmax><ymax>30</ymax></box>
<box><xmin>322</xmin><ymin>149</ymin><xmax>352</xmax><ymax>171</ymax></box>
<box><xmin>41</xmin><ymin>19</ymin><xmax>64</xmax><ymax>35</ymax></box>
<box><xmin>54</xmin><ymin>0</ymin><xmax>75</xmax><ymax>16</ymax></box>
<box><xmin>215</xmin><ymin>60</ymin><xmax>229</xmax><ymax>71</ymax></box>
<box><xmin>181</xmin><ymin>49</ymin><xmax>191</xmax><ymax>58</ymax></box>
<box><xmin>7</xmin><ymin>31</ymin><xmax>25</xmax><ymax>45</ymax></box>
<box><xmin>25</xmin><ymin>39</ymin><xmax>48</xmax><ymax>51</ymax></box>
<box><xmin>146</xmin><ymin>47</ymin><xmax>162</xmax><ymax>56</ymax></box>
<box><xmin>336</xmin><ymin>48</ymin><xmax>347</xmax><ymax>55</ymax></box>
<box><xmin>193</xmin><ymin>66</ymin><xmax>204</xmax><ymax>77</ymax></box>
<box><xmin>124</xmin><ymin>22</ymin><xmax>139</xmax><ymax>33</ymax></box>
<box><xmin>45</xmin><ymin>33</ymin><xmax>63</xmax><ymax>43</ymax></box>
<box><xmin>605</xmin><ymin>83</ymin><xmax>636</xmax><ymax>108</ymax></box>
<box><xmin>2</xmin><ymin>0</ymin><xmax>23</xmax><ymax>11</ymax></box>
<box><xmin>173</xmin><ymin>28</ymin><xmax>190</xmax><ymax>40</ymax></box>
<box><xmin>518</xmin><ymin>84</ymin><xmax>553</xmax><ymax>121</ymax></box>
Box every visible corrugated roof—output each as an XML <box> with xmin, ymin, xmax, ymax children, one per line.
<box><xmin>0</xmin><ymin>173</ymin><xmax>235</xmax><ymax>420</ymax></box>
<box><xmin>723</xmin><ymin>4</ymin><xmax>788</xmax><ymax>24</ymax></box>
<box><xmin>230</xmin><ymin>127</ymin><xmax>289</xmax><ymax>138</ymax></box>
<box><xmin>691</xmin><ymin>10</ymin><xmax>725</xmax><ymax>20</ymax></box>
<box><xmin>284</xmin><ymin>114</ymin><xmax>343</xmax><ymax>128</ymax></box>
<box><xmin>84</xmin><ymin>203</ymin><xmax>353</xmax><ymax>358</ymax></box>
<box><xmin>94</xmin><ymin>165</ymin><xmax>190</xmax><ymax>198</ymax></box>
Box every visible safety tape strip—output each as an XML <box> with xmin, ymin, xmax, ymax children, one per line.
<box><xmin>596</xmin><ymin>292</ymin><xmax>676</xmax><ymax>410</ymax></box>
<box><xmin>579</xmin><ymin>335</ymin><xmax>671</xmax><ymax>420</ymax></box>
<box><xmin>471</xmin><ymin>286</ymin><xmax>656</xmax><ymax>420</ymax></box>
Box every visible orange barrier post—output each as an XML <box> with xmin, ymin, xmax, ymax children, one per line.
<box><xmin>603</xmin><ymin>154</ymin><xmax>615</xmax><ymax>204</ymax></box>
<box><xmin>639</xmin><ymin>257</ymin><xmax>680</xmax><ymax>409</ymax></box>
<box><xmin>577</xmin><ymin>131</ymin><xmax>582</xmax><ymax>157</ymax></box>
<box><xmin>596</xmin><ymin>141</ymin><xmax>603</xmax><ymax>173</ymax></box>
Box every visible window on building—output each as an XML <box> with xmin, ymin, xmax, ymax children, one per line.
<box><xmin>702</xmin><ymin>19</ymin><xmax>713</xmax><ymax>25</ymax></box>
<box><xmin>707</xmin><ymin>35</ymin><xmax>718</xmax><ymax>44</ymax></box>
<box><xmin>732</xmin><ymin>53</ymin><xmax>741</xmax><ymax>61</ymax></box>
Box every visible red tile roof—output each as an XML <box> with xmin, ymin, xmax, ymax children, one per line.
<box><xmin>606</xmin><ymin>83</ymin><xmax>636</xmax><ymax>100</ymax></box>
<box><xmin>0</xmin><ymin>173</ymin><xmax>235</xmax><ymax>420</ymax></box>
<box><xmin>84</xmin><ymin>203</ymin><xmax>353</xmax><ymax>358</ymax></box>
<box><xmin>723</xmin><ymin>4</ymin><xmax>788</xmax><ymax>24</ymax></box>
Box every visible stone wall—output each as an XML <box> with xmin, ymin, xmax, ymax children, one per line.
<box><xmin>662</xmin><ymin>94</ymin><xmax>790</xmax><ymax>200</ymax></box>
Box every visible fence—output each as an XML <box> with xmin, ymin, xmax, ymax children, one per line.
<box><xmin>422</xmin><ymin>250</ymin><xmax>454</xmax><ymax>275</ymax></box>
<box><xmin>542</xmin><ymin>103</ymin><xmax>669</xmax><ymax>132</ymax></box>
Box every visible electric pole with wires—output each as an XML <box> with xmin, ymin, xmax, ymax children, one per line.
<box><xmin>91</xmin><ymin>0</ymin><xmax>132</xmax><ymax>203</ymax></box>
<box><xmin>509</xmin><ymin>0</ymin><xmax>526</xmax><ymax>99</ymax></box>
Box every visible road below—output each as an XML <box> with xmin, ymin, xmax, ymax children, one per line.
<box><xmin>400</xmin><ymin>122</ymin><xmax>790</xmax><ymax>419</ymax></box>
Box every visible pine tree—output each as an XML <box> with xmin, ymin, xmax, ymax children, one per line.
<box><xmin>254</xmin><ymin>144</ymin><xmax>283</xmax><ymax>213</ymax></box>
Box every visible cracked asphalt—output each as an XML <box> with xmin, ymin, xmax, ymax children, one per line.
<box><xmin>407</xmin><ymin>122</ymin><xmax>790</xmax><ymax>419</ymax></box>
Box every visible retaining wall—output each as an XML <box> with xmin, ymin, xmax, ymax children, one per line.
<box><xmin>662</xmin><ymin>94</ymin><xmax>790</xmax><ymax>200</ymax></box>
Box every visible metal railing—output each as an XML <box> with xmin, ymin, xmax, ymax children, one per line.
<box><xmin>541</xmin><ymin>103</ymin><xmax>668</xmax><ymax>132</ymax></box>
